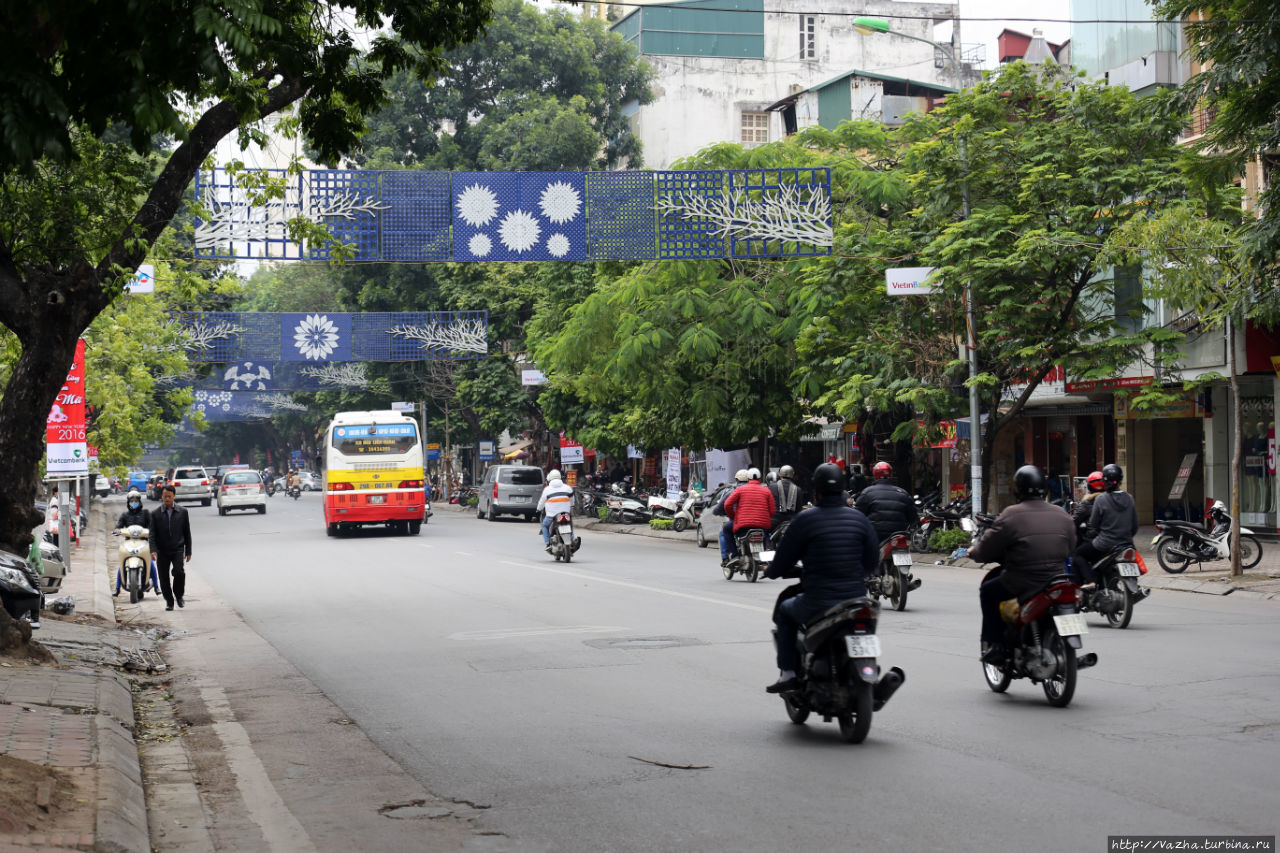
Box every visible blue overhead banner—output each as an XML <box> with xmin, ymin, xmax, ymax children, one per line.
<box><xmin>194</xmin><ymin>168</ymin><xmax>832</xmax><ymax>262</ymax></box>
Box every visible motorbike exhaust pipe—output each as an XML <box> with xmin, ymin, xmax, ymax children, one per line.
<box><xmin>1076</xmin><ymin>653</ymin><xmax>1099</xmax><ymax>670</ymax></box>
<box><xmin>872</xmin><ymin>666</ymin><xmax>905</xmax><ymax>711</ymax></box>
<box><xmin>1167</xmin><ymin>545</ymin><xmax>1197</xmax><ymax>560</ymax></box>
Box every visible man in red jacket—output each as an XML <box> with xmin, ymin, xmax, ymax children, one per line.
<box><xmin>724</xmin><ymin>468</ymin><xmax>777</xmax><ymax>543</ymax></box>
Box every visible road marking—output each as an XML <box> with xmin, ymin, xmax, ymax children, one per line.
<box><xmin>448</xmin><ymin>625</ymin><xmax>625</xmax><ymax>641</ymax></box>
<box><xmin>498</xmin><ymin>560</ymin><xmax>770</xmax><ymax>614</ymax></box>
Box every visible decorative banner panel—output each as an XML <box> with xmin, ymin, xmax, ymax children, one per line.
<box><xmin>194</xmin><ymin>168</ymin><xmax>831</xmax><ymax>262</ymax></box>
<box><xmin>175</xmin><ymin>311</ymin><xmax>488</xmax><ymax>363</ymax></box>
<box><xmin>194</xmin><ymin>390</ymin><xmax>308</xmax><ymax>422</ymax></box>
<box><xmin>192</xmin><ymin>361</ymin><xmax>373</xmax><ymax>392</ymax></box>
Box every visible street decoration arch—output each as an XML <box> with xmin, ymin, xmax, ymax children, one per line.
<box><xmin>194</xmin><ymin>167</ymin><xmax>833</xmax><ymax>262</ymax></box>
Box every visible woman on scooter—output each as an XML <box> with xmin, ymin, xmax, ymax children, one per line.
<box><xmin>113</xmin><ymin>490</ymin><xmax>160</xmax><ymax>597</ymax></box>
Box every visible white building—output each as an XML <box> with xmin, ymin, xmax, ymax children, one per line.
<box><xmin>611</xmin><ymin>0</ymin><xmax>968</xmax><ymax>168</ymax></box>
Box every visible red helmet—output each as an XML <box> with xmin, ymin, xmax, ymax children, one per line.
<box><xmin>1086</xmin><ymin>470</ymin><xmax>1104</xmax><ymax>492</ymax></box>
<box><xmin>872</xmin><ymin>462</ymin><xmax>893</xmax><ymax>481</ymax></box>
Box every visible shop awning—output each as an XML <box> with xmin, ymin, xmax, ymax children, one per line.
<box><xmin>799</xmin><ymin>418</ymin><xmax>844</xmax><ymax>442</ymax></box>
<box><xmin>954</xmin><ymin>414</ymin><xmax>989</xmax><ymax>441</ymax></box>
<box><xmin>499</xmin><ymin>439</ymin><xmax>532</xmax><ymax>459</ymax></box>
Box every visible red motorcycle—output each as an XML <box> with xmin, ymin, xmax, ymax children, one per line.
<box><xmin>868</xmin><ymin>533</ymin><xmax>917</xmax><ymax>611</ymax></box>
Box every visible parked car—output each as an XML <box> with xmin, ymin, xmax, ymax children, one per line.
<box><xmin>170</xmin><ymin>466</ymin><xmax>213</xmax><ymax>506</ymax></box>
<box><xmin>127</xmin><ymin>470</ymin><xmax>150</xmax><ymax>492</ymax></box>
<box><xmin>694</xmin><ymin>482</ymin><xmax>737</xmax><ymax>549</ymax></box>
<box><xmin>296</xmin><ymin>471</ymin><xmax>319</xmax><ymax>491</ymax></box>
<box><xmin>476</xmin><ymin>465</ymin><xmax>545</xmax><ymax>522</ymax></box>
<box><xmin>217</xmin><ymin>470</ymin><xmax>266</xmax><ymax>515</ymax></box>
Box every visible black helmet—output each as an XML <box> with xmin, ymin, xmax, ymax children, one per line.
<box><xmin>1013</xmin><ymin>465</ymin><xmax>1048</xmax><ymax>501</ymax></box>
<box><xmin>1101</xmin><ymin>463</ymin><xmax>1123</xmax><ymax>490</ymax></box>
<box><xmin>813</xmin><ymin>462</ymin><xmax>845</xmax><ymax>497</ymax></box>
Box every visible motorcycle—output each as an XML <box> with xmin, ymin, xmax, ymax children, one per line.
<box><xmin>287</xmin><ymin>484</ymin><xmax>302</xmax><ymax>500</ymax></box>
<box><xmin>265</xmin><ymin>480</ymin><xmax>279</xmax><ymax>497</ymax></box>
<box><xmin>548</xmin><ymin>511</ymin><xmax>581</xmax><ymax>562</ymax></box>
<box><xmin>605</xmin><ymin>495</ymin><xmax>651</xmax><ymax>524</ymax></box>
<box><xmin>773</xmin><ymin>587</ymin><xmax>905</xmax><ymax>744</ymax></box>
<box><xmin>114</xmin><ymin>524</ymin><xmax>151</xmax><ymax>604</ymax></box>
<box><xmin>0</xmin><ymin>549</ymin><xmax>43</xmax><ymax>627</ymax></box>
<box><xmin>980</xmin><ymin>569</ymin><xmax>1098</xmax><ymax>708</ymax></box>
<box><xmin>1153</xmin><ymin>499</ymin><xmax>1262</xmax><ymax>573</ymax></box>
<box><xmin>668</xmin><ymin>490</ymin><xmax>704</xmax><ymax>532</ymax></box>
<box><xmin>911</xmin><ymin>494</ymin><xmax>968</xmax><ymax>553</ymax></box>
<box><xmin>868</xmin><ymin>533</ymin><xmax>919</xmax><ymax>611</ymax></box>
<box><xmin>724</xmin><ymin>527</ymin><xmax>770</xmax><ymax>582</ymax></box>
<box><xmin>1075</xmin><ymin>546</ymin><xmax>1149</xmax><ymax>629</ymax></box>
<box><xmin>647</xmin><ymin>492</ymin><xmax>679</xmax><ymax>520</ymax></box>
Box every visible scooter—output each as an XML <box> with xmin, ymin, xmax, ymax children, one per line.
<box><xmin>287</xmin><ymin>484</ymin><xmax>302</xmax><ymax>500</ymax></box>
<box><xmin>647</xmin><ymin>492</ymin><xmax>679</xmax><ymax>520</ymax></box>
<box><xmin>114</xmin><ymin>524</ymin><xmax>152</xmax><ymax>604</ymax></box>
<box><xmin>773</xmin><ymin>586</ymin><xmax>905</xmax><ymax>744</ymax></box>
<box><xmin>605</xmin><ymin>495</ymin><xmax>650</xmax><ymax>524</ymax></box>
<box><xmin>1076</xmin><ymin>546</ymin><xmax>1149</xmax><ymax>629</ymax></box>
<box><xmin>548</xmin><ymin>511</ymin><xmax>581</xmax><ymax>562</ymax></box>
<box><xmin>867</xmin><ymin>532</ymin><xmax>920</xmax><ymax>611</ymax></box>
<box><xmin>724</xmin><ymin>527</ymin><xmax>770</xmax><ymax>582</ymax></box>
<box><xmin>671</xmin><ymin>490</ymin><xmax>703</xmax><ymax>532</ymax></box>
<box><xmin>1153</xmin><ymin>499</ymin><xmax>1263</xmax><ymax>573</ymax></box>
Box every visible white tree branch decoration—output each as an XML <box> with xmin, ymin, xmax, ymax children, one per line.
<box><xmin>390</xmin><ymin>319</ymin><xmax>488</xmax><ymax>354</ymax></box>
<box><xmin>261</xmin><ymin>393</ymin><xmax>308</xmax><ymax>412</ymax></box>
<box><xmin>182</xmin><ymin>319</ymin><xmax>244</xmax><ymax>352</ymax></box>
<box><xmin>298</xmin><ymin>363</ymin><xmax>370</xmax><ymax>387</ymax></box>
<box><xmin>655</xmin><ymin>183</ymin><xmax>833</xmax><ymax>247</ymax></box>
<box><xmin>310</xmin><ymin>191</ymin><xmax>390</xmax><ymax>221</ymax></box>
<box><xmin>194</xmin><ymin>186</ymin><xmax>302</xmax><ymax>252</ymax></box>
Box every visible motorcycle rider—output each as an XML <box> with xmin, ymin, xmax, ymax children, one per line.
<box><xmin>768</xmin><ymin>465</ymin><xmax>803</xmax><ymax>538</ymax></box>
<box><xmin>113</xmin><ymin>490</ymin><xmax>158</xmax><ymax>598</ymax></box>
<box><xmin>723</xmin><ymin>467</ymin><xmax>777</xmax><ymax>563</ymax></box>
<box><xmin>763</xmin><ymin>462</ymin><xmax>878</xmax><ymax>693</ymax></box>
<box><xmin>855</xmin><ymin>461</ymin><xmax>922</xmax><ymax>590</ymax></box>
<box><xmin>1074</xmin><ymin>463</ymin><xmax>1139</xmax><ymax>586</ymax></box>
<box><xmin>1070</xmin><ymin>471</ymin><xmax>1104</xmax><ymax>579</ymax></box>
<box><xmin>713</xmin><ymin>469</ymin><xmax>751</xmax><ymax>567</ymax></box>
<box><xmin>969</xmin><ymin>465</ymin><xmax>1076</xmax><ymax>664</ymax></box>
<box><xmin>537</xmin><ymin>469</ymin><xmax>575</xmax><ymax>553</ymax></box>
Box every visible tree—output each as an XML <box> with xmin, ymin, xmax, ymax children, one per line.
<box><xmin>0</xmin><ymin>0</ymin><xmax>493</xmax><ymax>562</ymax></box>
<box><xmin>1154</xmin><ymin>0</ymin><xmax>1280</xmax><ymax>267</ymax></box>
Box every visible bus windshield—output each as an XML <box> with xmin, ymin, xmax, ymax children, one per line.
<box><xmin>330</xmin><ymin>423</ymin><xmax>418</xmax><ymax>457</ymax></box>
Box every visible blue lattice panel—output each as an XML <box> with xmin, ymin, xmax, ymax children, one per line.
<box><xmin>306</xmin><ymin>170</ymin><xmax>383</xmax><ymax>261</ymax></box>
<box><xmin>193</xmin><ymin>391</ymin><xmax>274</xmax><ymax>422</ymax></box>
<box><xmin>388</xmin><ymin>311</ymin><xmax>488</xmax><ymax>360</ymax></box>
<box><xmin>586</xmin><ymin>172</ymin><xmax>657</xmax><ymax>260</ymax></box>
<box><xmin>381</xmin><ymin>172</ymin><xmax>453</xmax><ymax>262</ymax></box>
<box><xmin>193</xmin><ymin>362</ymin><xmax>369</xmax><ymax>392</ymax></box>
<box><xmin>193</xmin><ymin>169</ymin><xmax>305</xmax><ymax>260</ymax></box>
<box><xmin>352</xmin><ymin>313</ymin><xmax>392</xmax><ymax>361</ymax></box>
<box><xmin>728</xmin><ymin>168</ymin><xmax>833</xmax><ymax>259</ymax></box>
<box><xmin>656</xmin><ymin>171</ymin><xmax>727</xmax><ymax>259</ymax></box>
<box><xmin>453</xmin><ymin>172</ymin><xmax>587</xmax><ymax>262</ymax></box>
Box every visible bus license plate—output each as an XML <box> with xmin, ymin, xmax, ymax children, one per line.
<box><xmin>1053</xmin><ymin>613</ymin><xmax>1088</xmax><ymax>636</ymax></box>
<box><xmin>369</xmin><ymin>495</ymin><xmax>385</xmax><ymax>505</ymax></box>
<box><xmin>844</xmin><ymin>635</ymin><xmax>880</xmax><ymax>657</ymax></box>
<box><xmin>1118</xmin><ymin>563</ymin><xmax>1140</xmax><ymax>577</ymax></box>
<box><xmin>891</xmin><ymin>552</ymin><xmax>912</xmax><ymax>567</ymax></box>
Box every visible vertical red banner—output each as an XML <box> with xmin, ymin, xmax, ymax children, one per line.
<box><xmin>46</xmin><ymin>339</ymin><xmax>89</xmax><ymax>475</ymax></box>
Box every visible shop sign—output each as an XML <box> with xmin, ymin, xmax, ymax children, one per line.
<box><xmin>885</xmin><ymin>267</ymin><xmax>936</xmax><ymax>295</ymax></box>
<box><xmin>427</xmin><ymin>442</ymin><xmax>441</xmax><ymax>460</ymax></box>
<box><xmin>1064</xmin><ymin>375</ymin><xmax>1153</xmax><ymax>394</ymax></box>
<box><xmin>1168</xmin><ymin>453</ymin><xmax>1198</xmax><ymax>501</ymax></box>
<box><xmin>1005</xmin><ymin>365</ymin><xmax>1066</xmax><ymax>401</ymax></box>
<box><xmin>478</xmin><ymin>440</ymin><xmax>495</xmax><ymax>461</ymax></box>
<box><xmin>665</xmin><ymin>448</ymin><xmax>681</xmax><ymax>499</ymax></box>
<box><xmin>521</xmin><ymin>369</ymin><xmax>547</xmax><ymax>386</ymax></box>
<box><xmin>559</xmin><ymin>432</ymin><xmax>584</xmax><ymax>465</ymax></box>
<box><xmin>1114</xmin><ymin>392</ymin><xmax>1205</xmax><ymax>420</ymax></box>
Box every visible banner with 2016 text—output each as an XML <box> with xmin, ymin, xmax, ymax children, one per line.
<box><xmin>46</xmin><ymin>339</ymin><xmax>89</xmax><ymax>476</ymax></box>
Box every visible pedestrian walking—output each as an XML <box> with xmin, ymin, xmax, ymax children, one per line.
<box><xmin>149</xmin><ymin>485</ymin><xmax>193</xmax><ymax>611</ymax></box>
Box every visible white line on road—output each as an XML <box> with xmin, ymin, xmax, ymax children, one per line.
<box><xmin>499</xmin><ymin>560</ymin><xmax>771</xmax><ymax>614</ymax></box>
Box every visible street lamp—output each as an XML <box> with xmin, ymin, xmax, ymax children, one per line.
<box><xmin>854</xmin><ymin>17</ymin><xmax>984</xmax><ymax>517</ymax></box>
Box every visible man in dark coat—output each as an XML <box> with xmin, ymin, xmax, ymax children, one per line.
<box><xmin>855</xmin><ymin>462</ymin><xmax>916</xmax><ymax>543</ymax></box>
<box><xmin>763</xmin><ymin>462</ymin><xmax>879</xmax><ymax>693</ymax></box>
<box><xmin>968</xmin><ymin>465</ymin><xmax>1075</xmax><ymax>664</ymax></box>
<box><xmin>1075</xmin><ymin>463</ymin><xmax>1139</xmax><ymax>585</ymax></box>
<box><xmin>149</xmin><ymin>485</ymin><xmax>193</xmax><ymax>611</ymax></box>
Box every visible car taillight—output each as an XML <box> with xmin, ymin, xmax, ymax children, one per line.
<box><xmin>494</xmin><ymin>484</ymin><xmax>499</xmax><ymax>499</ymax></box>
<box><xmin>398</xmin><ymin>480</ymin><xmax>422</xmax><ymax>489</ymax></box>
<box><xmin>220</xmin><ymin>485</ymin><xmax>229</xmax><ymax>493</ymax></box>
<box><xmin>329</xmin><ymin>481</ymin><xmax>353</xmax><ymax>492</ymax></box>
<box><xmin>201</xmin><ymin>480</ymin><xmax>209</xmax><ymax>485</ymax></box>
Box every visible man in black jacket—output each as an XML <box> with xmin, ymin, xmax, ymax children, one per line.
<box><xmin>1074</xmin><ymin>463</ymin><xmax>1139</xmax><ymax>585</ymax></box>
<box><xmin>855</xmin><ymin>461</ymin><xmax>922</xmax><ymax>591</ymax></box>
<box><xmin>969</xmin><ymin>465</ymin><xmax>1076</xmax><ymax>664</ymax></box>
<box><xmin>149</xmin><ymin>485</ymin><xmax>193</xmax><ymax>611</ymax></box>
<box><xmin>763</xmin><ymin>462</ymin><xmax>879</xmax><ymax>694</ymax></box>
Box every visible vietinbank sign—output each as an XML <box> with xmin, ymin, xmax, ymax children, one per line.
<box><xmin>47</xmin><ymin>339</ymin><xmax>89</xmax><ymax>476</ymax></box>
<box><xmin>886</xmin><ymin>267</ymin><xmax>937</xmax><ymax>295</ymax></box>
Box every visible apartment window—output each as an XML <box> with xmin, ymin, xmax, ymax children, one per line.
<box><xmin>1113</xmin><ymin>265</ymin><xmax>1144</xmax><ymax>332</ymax></box>
<box><xmin>800</xmin><ymin>15</ymin><xmax>817</xmax><ymax>60</ymax></box>
<box><xmin>741</xmin><ymin>111</ymin><xmax>769</xmax><ymax>145</ymax></box>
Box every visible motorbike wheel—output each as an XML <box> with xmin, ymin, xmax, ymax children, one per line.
<box><xmin>128</xmin><ymin>567</ymin><xmax>141</xmax><ymax>604</ymax></box>
<box><xmin>836</xmin><ymin>682</ymin><xmax>873</xmax><ymax>744</ymax></box>
<box><xmin>889</xmin><ymin>568</ymin><xmax>908</xmax><ymax>612</ymax></box>
<box><xmin>673</xmin><ymin>516</ymin><xmax>689</xmax><ymax>533</ymax></box>
<box><xmin>1041</xmin><ymin>631</ymin><xmax>1077</xmax><ymax>708</ymax></box>
<box><xmin>1239</xmin><ymin>534</ymin><xmax>1263</xmax><ymax>569</ymax></box>
<box><xmin>910</xmin><ymin>525</ymin><xmax>929</xmax><ymax>553</ymax></box>
<box><xmin>1103</xmin><ymin>575</ymin><xmax>1133</xmax><ymax>629</ymax></box>
<box><xmin>696</xmin><ymin>526</ymin><xmax>708</xmax><ymax>548</ymax></box>
<box><xmin>783</xmin><ymin>694</ymin><xmax>809</xmax><ymax>725</ymax></box>
<box><xmin>477</xmin><ymin>504</ymin><xmax>484</xmax><ymax>519</ymax></box>
<box><xmin>1156</xmin><ymin>537</ymin><xmax>1191</xmax><ymax>573</ymax></box>
<box><xmin>982</xmin><ymin>658</ymin><xmax>1012</xmax><ymax>693</ymax></box>
<box><xmin>746</xmin><ymin>557</ymin><xmax>759</xmax><ymax>583</ymax></box>
<box><xmin>722</xmin><ymin>561</ymin><xmax>735</xmax><ymax>581</ymax></box>
<box><xmin>562</xmin><ymin>543</ymin><xmax>572</xmax><ymax>564</ymax></box>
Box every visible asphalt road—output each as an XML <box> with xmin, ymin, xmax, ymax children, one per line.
<box><xmin>183</xmin><ymin>494</ymin><xmax>1280</xmax><ymax>852</ymax></box>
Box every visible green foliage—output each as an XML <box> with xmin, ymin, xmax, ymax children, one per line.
<box><xmin>465</xmin><ymin>495</ymin><xmax>478</xmax><ymax>507</ymax></box>
<box><xmin>929</xmin><ymin>527</ymin><xmax>970</xmax><ymax>553</ymax></box>
<box><xmin>649</xmin><ymin>518</ymin><xmax>674</xmax><ymax>530</ymax></box>
<box><xmin>597</xmin><ymin>506</ymin><xmax>609</xmax><ymax>522</ymax></box>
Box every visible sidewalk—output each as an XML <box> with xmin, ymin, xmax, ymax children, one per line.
<box><xmin>0</xmin><ymin>498</ymin><xmax>151</xmax><ymax>853</ymax></box>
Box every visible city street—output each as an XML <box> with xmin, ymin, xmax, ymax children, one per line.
<box><xmin>153</xmin><ymin>495</ymin><xmax>1280</xmax><ymax>852</ymax></box>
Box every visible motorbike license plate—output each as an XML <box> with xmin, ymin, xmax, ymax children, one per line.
<box><xmin>368</xmin><ymin>495</ymin><xmax>385</xmax><ymax>505</ymax></box>
<box><xmin>891</xmin><ymin>551</ymin><xmax>913</xmax><ymax>567</ymax></box>
<box><xmin>1052</xmin><ymin>613</ymin><xmax>1088</xmax><ymax>637</ymax></box>
<box><xmin>558</xmin><ymin>524</ymin><xmax>573</xmax><ymax>535</ymax></box>
<box><xmin>844</xmin><ymin>635</ymin><xmax>881</xmax><ymax>657</ymax></box>
<box><xmin>1118</xmin><ymin>562</ymin><xmax>1140</xmax><ymax>577</ymax></box>
<box><xmin>750</xmin><ymin>542</ymin><xmax>763</xmax><ymax>554</ymax></box>
<box><xmin>511</xmin><ymin>495</ymin><xmax>530</xmax><ymax>503</ymax></box>
<box><xmin>759</xmin><ymin>550</ymin><xmax>775</xmax><ymax>563</ymax></box>
<box><xmin>961</xmin><ymin>517</ymin><xmax>975</xmax><ymax>533</ymax></box>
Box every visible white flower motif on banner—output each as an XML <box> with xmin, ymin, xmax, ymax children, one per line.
<box><xmin>539</xmin><ymin>181</ymin><xmax>581</xmax><ymax>224</ymax></box>
<box><xmin>457</xmin><ymin>184</ymin><xmax>499</xmax><ymax>227</ymax></box>
<box><xmin>546</xmin><ymin>234</ymin><xmax>571</xmax><ymax>258</ymax></box>
<box><xmin>468</xmin><ymin>233</ymin><xmax>493</xmax><ymax>257</ymax></box>
<box><xmin>293</xmin><ymin>314</ymin><xmax>341</xmax><ymax>361</ymax></box>
<box><xmin>498</xmin><ymin>210</ymin><xmax>540</xmax><ymax>253</ymax></box>
<box><xmin>224</xmin><ymin>361</ymin><xmax>272</xmax><ymax>390</ymax></box>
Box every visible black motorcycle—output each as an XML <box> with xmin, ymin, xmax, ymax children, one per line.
<box><xmin>1076</xmin><ymin>546</ymin><xmax>1149</xmax><ymax>629</ymax></box>
<box><xmin>548</xmin><ymin>511</ymin><xmax>581</xmax><ymax>563</ymax></box>
<box><xmin>773</xmin><ymin>586</ymin><xmax>905</xmax><ymax>744</ymax></box>
<box><xmin>1153</xmin><ymin>500</ymin><xmax>1262</xmax><ymax>573</ymax></box>
<box><xmin>868</xmin><ymin>532</ymin><xmax>918</xmax><ymax>611</ymax></box>
<box><xmin>724</xmin><ymin>527</ymin><xmax>769</xmax><ymax>582</ymax></box>
<box><xmin>286</xmin><ymin>484</ymin><xmax>302</xmax><ymax>500</ymax></box>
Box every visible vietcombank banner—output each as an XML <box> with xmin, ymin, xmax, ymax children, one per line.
<box><xmin>46</xmin><ymin>339</ymin><xmax>89</xmax><ymax>476</ymax></box>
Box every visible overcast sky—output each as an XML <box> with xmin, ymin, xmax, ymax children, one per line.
<box><xmin>954</xmin><ymin>0</ymin><xmax>1072</xmax><ymax>67</ymax></box>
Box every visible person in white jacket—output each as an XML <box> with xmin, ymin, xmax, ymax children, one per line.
<box><xmin>537</xmin><ymin>469</ymin><xmax>575</xmax><ymax>552</ymax></box>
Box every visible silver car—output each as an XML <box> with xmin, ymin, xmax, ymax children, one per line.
<box><xmin>476</xmin><ymin>465</ymin><xmax>545</xmax><ymax>522</ymax></box>
<box><xmin>695</xmin><ymin>482</ymin><xmax>737</xmax><ymax>549</ymax></box>
<box><xmin>171</xmin><ymin>466</ymin><xmax>213</xmax><ymax>506</ymax></box>
<box><xmin>217</xmin><ymin>470</ymin><xmax>266</xmax><ymax>515</ymax></box>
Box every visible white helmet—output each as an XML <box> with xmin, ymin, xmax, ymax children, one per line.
<box><xmin>548</xmin><ymin>469</ymin><xmax>563</xmax><ymax>481</ymax></box>
<box><xmin>734</xmin><ymin>469</ymin><xmax>749</xmax><ymax>482</ymax></box>
<box><xmin>126</xmin><ymin>489</ymin><xmax>143</xmax><ymax>503</ymax></box>
<box><xmin>747</xmin><ymin>467</ymin><xmax>761</xmax><ymax>480</ymax></box>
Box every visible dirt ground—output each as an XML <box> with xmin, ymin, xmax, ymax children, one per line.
<box><xmin>0</xmin><ymin>754</ymin><xmax>92</xmax><ymax>836</ymax></box>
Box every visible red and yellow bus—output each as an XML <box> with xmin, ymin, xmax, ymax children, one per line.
<box><xmin>322</xmin><ymin>410</ymin><xmax>425</xmax><ymax>536</ymax></box>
